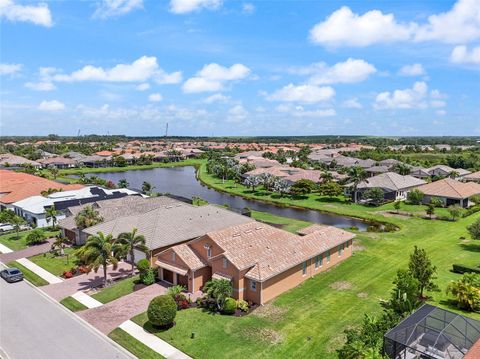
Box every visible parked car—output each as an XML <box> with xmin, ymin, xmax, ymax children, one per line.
<box><xmin>1</xmin><ymin>268</ymin><xmax>24</xmax><ymax>283</ymax></box>
<box><xmin>0</xmin><ymin>224</ymin><xmax>14</xmax><ymax>232</ymax></box>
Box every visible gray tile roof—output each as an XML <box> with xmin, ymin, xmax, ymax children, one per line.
<box><xmin>357</xmin><ymin>172</ymin><xmax>426</xmax><ymax>191</ymax></box>
<box><xmin>82</xmin><ymin>202</ymin><xmax>254</xmax><ymax>250</ymax></box>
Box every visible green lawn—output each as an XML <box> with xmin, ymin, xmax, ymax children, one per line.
<box><xmin>108</xmin><ymin>328</ymin><xmax>165</xmax><ymax>359</ymax></box>
<box><xmin>60</xmin><ymin>296</ymin><xmax>88</xmax><ymax>312</ymax></box>
<box><xmin>28</xmin><ymin>247</ymin><xmax>77</xmax><ymax>276</ymax></box>
<box><xmin>7</xmin><ymin>261</ymin><xmax>49</xmax><ymax>286</ymax></box>
<box><xmin>0</xmin><ymin>229</ymin><xmax>59</xmax><ymax>252</ymax></box>
<box><xmin>118</xmin><ymin>163</ymin><xmax>480</xmax><ymax>359</ymax></box>
<box><xmin>91</xmin><ymin>275</ymin><xmax>140</xmax><ymax>304</ymax></box>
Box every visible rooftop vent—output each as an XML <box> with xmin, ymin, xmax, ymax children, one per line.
<box><xmin>255</xmin><ymin>226</ymin><xmax>262</xmax><ymax>230</ymax></box>
<box><xmin>244</xmin><ymin>229</ymin><xmax>253</xmax><ymax>234</ymax></box>
<box><xmin>233</xmin><ymin>232</ymin><xmax>241</xmax><ymax>237</ymax></box>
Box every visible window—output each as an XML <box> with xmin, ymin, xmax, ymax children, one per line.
<box><xmin>206</xmin><ymin>246</ymin><xmax>212</xmax><ymax>258</ymax></box>
<box><xmin>250</xmin><ymin>280</ymin><xmax>257</xmax><ymax>291</ymax></box>
<box><xmin>222</xmin><ymin>258</ymin><xmax>228</xmax><ymax>269</ymax></box>
<box><xmin>315</xmin><ymin>254</ymin><xmax>323</xmax><ymax>269</ymax></box>
<box><xmin>302</xmin><ymin>261</ymin><xmax>307</xmax><ymax>276</ymax></box>
<box><xmin>339</xmin><ymin>244</ymin><xmax>344</xmax><ymax>257</ymax></box>
<box><xmin>326</xmin><ymin>250</ymin><xmax>331</xmax><ymax>263</ymax></box>
<box><xmin>172</xmin><ymin>252</ymin><xmax>176</xmax><ymax>262</ymax></box>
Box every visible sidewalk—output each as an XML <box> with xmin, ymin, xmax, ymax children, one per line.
<box><xmin>42</xmin><ymin>262</ymin><xmax>132</xmax><ymax>300</ymax></box>
<box><xmin>0</xmin><ymin>243</ymin><xmax>13</xmax><ymax>254</ymax></box>
<box><xmin>0</xmin><ymin>238</ymin><xmax>56</xmax><ymax>263</ymax></box>
<box><xmin>71</xmin><ymin>291</ymin><xmax>103</xmax><ymax>309</ymax></box>
<box><xmin>119</xmin><ymin>320</ymin><xmax>192</xmax><ymax>359</ymax></box>
<box><xmin>16</xmin><ymin>258</ymin><xmax>63</xmax><ymax>284</ymax></box>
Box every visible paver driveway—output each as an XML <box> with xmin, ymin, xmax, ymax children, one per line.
<box><xmin>42</xmin><ymin>262</ymin><xmax>132</xmax><ymax>300</ymax></box>
<box><xmin>78</xmin><ymin>282</ymin><xmax>168</xmax><ymax>334</ymax></box>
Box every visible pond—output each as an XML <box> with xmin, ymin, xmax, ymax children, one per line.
<box><xmin>81</xmin><ymin>166</ymin><xmax>373</xmax><ymax>231</ymax></box>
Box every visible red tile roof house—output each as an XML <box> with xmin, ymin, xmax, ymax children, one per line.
<box><xmin>155</xmin><ymin>222</ymin><xmax>355</xmax><ymax>305</ymax></box>
<box><xmin>416</xmin><ymin>178</ymin><xmax>480</xmax><ymax>208</ymax></box>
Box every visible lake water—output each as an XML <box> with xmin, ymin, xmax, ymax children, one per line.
<box><xmin>84</xmin><ymin>166</ymin><xmax>371</xmax><ymax>231</ymax></box>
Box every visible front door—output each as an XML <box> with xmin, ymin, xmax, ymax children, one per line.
<box><xmin>163</xmin><ymin>269</ymin><xmax>174</xmax><ymax>283</ymax></box>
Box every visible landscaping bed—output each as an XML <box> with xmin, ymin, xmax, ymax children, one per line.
<box><xmin>28</xmin><ymin>247</ymin><xmax>78</xmax><ymax>277</ymax></box>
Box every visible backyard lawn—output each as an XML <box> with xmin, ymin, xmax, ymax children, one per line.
<box><xmin>7</xmin><ymin>260</ymin><xmax>49</xmax><ymax>286</ymax></box>
<box><xmin>0</xmin><ymin>229</ymin><xmax>59</xmax><ymax>251</ymax></box>
<box><xmin>28</xmin><ymin>247</ymin><xmax>77</xmax><ymax>276</ymax></box>
<box><xmin>91</xmin><ymin>275</ymin><xmax>140</xmax><ymax>304</ymax></box>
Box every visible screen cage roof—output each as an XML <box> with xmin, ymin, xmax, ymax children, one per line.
<box><xmin>385</xmin><ymin>304</ymin><xmax>480</xmax><ymax>358</ymax></box>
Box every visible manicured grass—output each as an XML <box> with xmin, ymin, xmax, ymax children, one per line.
<box><xmin>108</xmin><ymin>328</ymin><xmax>165</xmax><ymax>359</ymax></box>
<box><xmin>91</xmin><ymin>275</ymin><xmax>140</xmax><ymax>304</ymax></box>
<box><xmin>251</xmin><ymin>210</ymin><xmax>311</xmax><ymax>234</ymax></box>
<box><xmin>7</xmin><ymin>261</ymin><xmax>49</xmax><ymax>286</ymax></box>
<box><xmin>28</xmin><ymin>247</ymin><xmax>77</xmax><ymax>276</ymax></box>
<box><xmin>0</xmin><ymin>229</ymin><xmax>59</xmax><ymax>251</ymax></box>
<box><xmin>60</xmin><ymin>296</ymin><xmax>88</xmax><ymax>312</ymax></box>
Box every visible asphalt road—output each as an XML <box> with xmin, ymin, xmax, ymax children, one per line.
<box><xmin>0</xmin><ymin>275</ymin><xmax>135</xmax><ymax>359</ymax></box>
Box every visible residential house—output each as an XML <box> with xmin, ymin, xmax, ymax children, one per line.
<box><xmin>463</xmin><ymin>170</ymin><xmax>480</xmax><ymax>183</ymax></box>
<box><xmin>416</xmin><ymin>178</ymin><xmax>480</xmax><ymax>207</ymax></box>
<box><xmin>12</xmin><ymin>186</ymin><xmax>138</xmax><ymax>228</ymax></box>
<box><xmin>353</xmin><ymin>172</ymin><xmax>426</xmax><ymax>202</ymax></box>
<box><xmin>155</xmin><ymin>222</ymin><xmax>355</xmax><ymax>304</ymax></box>
<box><xmin>0</xmin><ymin>170</ymin><xmax>83</xmax><ymax>210</ymax></box>
<box><xmin>0</xmin><ymin>154</ymin><xmax>41</xmax><ymax>169</ymax></box>
<box><xmin>38</xmin><ymin>156</ymin><xmax>76</xmax><ymax>169</ymax></box>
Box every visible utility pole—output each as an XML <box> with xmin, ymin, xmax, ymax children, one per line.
<box><xmin>165</xmin><ymin>122</ymin><xmax>169</xmax><ymax>138</ymax></box>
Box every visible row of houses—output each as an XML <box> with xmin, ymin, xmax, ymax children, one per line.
<box><xmin>58</xmin><ymin>195</ymin><xmax>355</xmax><ymax>305</ymax></box>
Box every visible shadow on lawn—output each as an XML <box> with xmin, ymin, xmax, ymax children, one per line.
<box><xmin>315</xmin><ymin>197</ymin><xmax>347</xmax><ymax>204</ymax></box>
<box><xmin>459</xmin><ymin>243</ymin><xmax>480</xmax><ymax>253</ymax></box>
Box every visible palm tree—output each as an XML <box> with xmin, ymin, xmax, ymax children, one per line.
<box><xmin>74</xmin><ymin>205</ymin><xmax>103</xmax><ymax>229</ymax></box>
<box><xmin>392</xmin><ymin>163</ymin><xmax>411</xmax><ymax>176</ymax></box>
<box><xmin>51</xmin><ymin>236</ymin><xmax>69</xmax><ymax>256</ymax></box>
<box><xmin>45</xmin><ymin>206</ymin><xmax>58</xmax><ymax>229</ymax></box>
<box><xmin>203</xmin><ymin>279</ymin><xmax>233</xmax><ymax>310</ymax></box>
<box><xmin>118</xmin><ymin>179</ymin><xmax>129</xmax><ymax>188</ymax></box>
<box><xmin>11</xmin><ymin>215</ymin><xmax>26</xmax><ymax>239</ymax></box>
<box><xmin>82</xmin><ymin>232</ymin><xmax>122</xmax><ymax>285</ymax></box>
<box><xmin>50</xmin><ymin>167</ymin><xmax>59</xmax><ymax>179</ymax></box>
<box><xmin>141</xmin><ymin>181</ymin><xmax>155</xmax><ymax>195</ymax></box>
<box><xmin>347</xmin><ymin>166</ymin><xmax>367</xmax><ymax>203</ymax></box>
<box><xmin>320</xmin><ymin>171</ymin><xmax>334</xmax><ymax>183</ymax></box>
<box><xmin>117</xmin><ymin>228</ymin><xmax>149</xmax><ymax>275</ymax></box>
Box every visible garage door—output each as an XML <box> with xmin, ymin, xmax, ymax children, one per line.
<box><xmin>163</xmin><ymin>269</ymin><xmax>174</xmax><ymax>284</ymax></box>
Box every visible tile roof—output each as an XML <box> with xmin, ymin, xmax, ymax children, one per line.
<box><xmin>465</xmin><ymin>338</ymin><xmax>480</xmax><ymax>359</ymax></box>
<box><xmin>416</xmin><ymin>178</ymin><xmax>480</xmax><ymax>199</ymax></box>
<box><xmin>0</xmin><ymin>153</ymin><xmax>40</xmax><ymax>167</ymax></box>
<box><xmin>171</xmin><ymin>243</ymin><xmax>207</xmax><ymax>270</ymax></box>
<box><xmin>0</xmin><ymin>170</ymin><xmax>84</xmax><ymax>204</ymax></box>
<box><xmin>203</xmin><ymin>222</ymin><xmax>355</xmax><ymax>282</ymax></box>
<box><xmin>464</xmin><ymin>170</ymin><xmax>480</xmax><ymax>181</ymax></box>
<box><xmin>82</xmin><ymin>200</ymin><xmax>254</xmax><ymax>250</ymax></box>
<box><xmin>357</xmin><ymin>172</ymin><xmax>426</xmax><ymax>191</ymax></box>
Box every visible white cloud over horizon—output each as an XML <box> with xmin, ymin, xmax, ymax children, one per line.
<box><xmin>450</xmin><ymin>45</ymin><xmax>480</xmax><ymax>64</ymax></box>
<box><xmin>374</xmin><ymin>81</ymin><xmax>446</xmax><ymax>110</ymax></box>
<box><xmin>399</xmin><ymin>63</ymin><xmax>426</xmax><ymax>76</ymax></box>
<box><xmin>0</xmin><ymin>63</ymin><xmax>22</xmax><ymax>75</ymax></box>
<box><xmin>92</xmin><ymin>0</ymin><xmax>143</xmax><ymax>19</ymax></box>
<box><xmin>169</xmin><ymin>0</ymin><xmax>222</xmax><ymax>14</ymax></box>
<box><xmin>182</xmin><ymin>63</ymin><xmax>250</xmax><ymax>93</ymax></box>
<box><xmin>38</xmin><ymin>100</ymin><xmax>65</xmax><ymax>111</ymax></box>
<box><xmin>267</xmin><ymin>84</ymin><xmax>335</xmax><ymax>103</ymax></box>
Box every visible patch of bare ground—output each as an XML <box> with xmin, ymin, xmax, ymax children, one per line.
<box><xmin>353</xmin><ymin>244</ymin><xmax>365</xmax><ymax>251</ymax></box>
<box><xmin>327</xmin><ymin>334</ymin><xmax>346</xmax><ymax>353</ymax></box>
<box><xmin>357</xmin><ymin>292</ymin><xmax>368</xmax><ymax>299</ymax></box>
<box><xmin>243</xmin><ymin>328</ymin><xmax>284</xmax><ymax>345</ymax></box>
<box><xmin>251</xmin><ymin>303</ymin><xmax>288</xmax><ymax>321</ymax></box>
<box><xmin>329</xmin><ymin>281</ymin><xmax>353</xmax><ymax>291</ymax></box>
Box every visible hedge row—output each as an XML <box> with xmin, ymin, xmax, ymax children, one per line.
<box><xmin>452</xmin><ymin>264</ymin><xmax>480</xmax><ymax>274</ymax></box>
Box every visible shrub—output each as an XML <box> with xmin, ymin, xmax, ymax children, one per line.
<box><xmin>467</xmin><ymin>218</ymin><xmax>480</xmax><ymax>240</ymax></box>
<box><xmin>407</xmin><ymin>189</ymin><xmax>424</xmax><ymax>205</ymax></box>
<box><xmin>174</xmin><ymin>293</ymin><xmax>190</xmax><ymax>310</ymax></box>
<box><xmin>446</xmin><ymin>273</ymin><xmax>480</xmax><ymax>312</ymax></box>
<box><xmin>147</xmin><ymin>295</ymin><xmax>177</xmax><ymax>328</ymax></box>
<box><xmin>63</xmin><ymin>271</ymin><xmax>73</xmax><ymax>278</ymax></box>
<box><xmin>222</xmin><ymin>297</ymin><xmax>237</xmax><ymax>315</ymax></box>
<box><xmin>166</xmin><ymin>285</ymin><xmax>186</xmax><ymax>297</ymax></box>
<box><xmin>136</xmin><ymin>259</ymin><xmax>150</xmax><ymax>273</ymax></box>
<box><xmin>25</xmin><ymin>229</ymin><xmax>46</xmax><ymax>245</ymax></box>
<box><xmin>237</xmin><ymin>299</ymin><xmax>249</xmax><ymax>312</ymax></box>
<box><xmin>141</xmin><ymin>268</ymin><xmax>156</xmax><ymax>285</ymax></box>
<box><xmin>452</xmin><ymin>264</ymin><xmax>480</xmax><ymax>275</ymax></box>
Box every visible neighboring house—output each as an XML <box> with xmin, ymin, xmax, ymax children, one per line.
<box><xmin>234</xmin><ymin>151</ymin><xmax>266</xmax><ymax>161</ymax></box>
<box><xmin>0</xmin><ymin>153</ymin><xmax>41</xmax><ymax>169</ymax></box>
<box><xmin>81</xmin><ymin>155</ymin><xmax>112</xmax><ymax>167</ymax></box>
<box><xmin>0</xmin><ymin>169</ymin><xmax>84</xmax><ymax>210</ymax></box>
<box><xmin>410</xmin><ymin>167</ymin><xmax>431</xmax><ymax>179</ymax></box>
<box><xmin>384</xmin><ymin>304</ymin><xmax>480</xmax><ymax>359</ymax></box>
<box><xmin>38</xmin><ymin>156</ymin><xmax>77</xmax><ymax>169</ymax></box>
<box><xmin>242</xmin><ymin>166</ymin><xmax>323</xmax><ymax>184</ymax></box>
<box><xmin>155</xmin><ymin>222</ymin><xmax>355</xmax><ymax>304</ymax></box>
<box><xmin>239</xmin><ymin>156</ymin><xmax>281</xmax><ymax>169</ymax></box>
<box><xmin>12</xmin><ymin>186</ymin><xmax>138</xmax><ymax>228</ymax></box>
<box><xmin>416</xmin><ymin>178</ymin><xmax>480</xmax><ymax>207</ymax></box>
<box><xmin>365</xmin><ymin>165</ymin><xmax>390</xmax><ymax>177</ymax></box>
<box><xmin>463</xmin><ymin>170</ymin><xmax>480</xmax><ymax>183</ymax></box>
<box><xmin>353</xmin><ymin>172</ymin><xmax>426</xmax><ymax>202</ymax></box>
<box><xmin>427</xmin><ymin>165</ymin><xmax>471</xmax><ymax>178</ymax></box>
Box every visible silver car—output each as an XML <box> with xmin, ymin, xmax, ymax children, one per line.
<box><xmin>1</xmin><ymin>267</ymin><xmax>24</xmax><ymax>283</ymax></box>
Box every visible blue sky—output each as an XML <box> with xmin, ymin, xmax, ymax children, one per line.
<box><xmin>1</xmin><ymin>0</ymin><xmax>479</xmax><ymax>136</ymax></box>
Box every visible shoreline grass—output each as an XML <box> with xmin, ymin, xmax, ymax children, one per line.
<box><xmin>7</xmin><ymin>261</ymin><xmax>49</xmax><ymax>286</ymax></box>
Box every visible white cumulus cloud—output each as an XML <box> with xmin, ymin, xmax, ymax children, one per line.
<box><xmin>148</xmin><ymin>93</ymin><xmax>162</xmax><ymax>102</ymax></box>
<box><xmin>52</xmin><ymin>56</ymin><xmax>182</xmax><ymax>84</ymax></box>
<box><xmin>0</xmin><ymin>63</ymin><xmax>22</xmax><ymax>75</ymax></box>
<box><xmin>183</xmin><ymin>63</ymin><xmax>250</xmax><ymax>93</ymax></box>
<box><xmin>136</xmin><ymin>83</ymin><xmax>150</xmax><ymax>91</ymax></box>
<box><xmin>374</xmin><ymin>82</ymin><xmax>446</xmax><ymax>110</ymax></box>
<box><xmin>268</xmin><ymin>84</ymin><xmax>335</xmax><ymax>103</ymax></box>
<box><xmin>0</xmin><ymin>0</ymin><xmax>52</xmax><ymax>27</ymax></box>
<box><xmin>399</xmin><ymin>63</ymin><xmax>426</xmax><ymax>76</ymax></box>
<box><xmin>203</xmin><ymin>93</ymin><xmax>230</xmax><ymax>103</ymax></box>
<box><xmin>450</xmin><ymin>45</ymin><xmax>480</xmax><ymax>64</ymax></box>
<box><xmin>343</xmin><ymin>98</ymin><xmax>363</xmax><ymax>109</ymax></box>
<box><xmin>38</xmin><ymin>100</ymin><xmax>65</xmax><ymax>111</ymax></box>
<box><xmin>93</xmin><ymin>0</ymin><xmax>143</xmax><ymax>19</ymax></box>
<box><xmin>169</xmin><ymin>0</ymin><xmax>222</xmax><ymax>14</ymax></box>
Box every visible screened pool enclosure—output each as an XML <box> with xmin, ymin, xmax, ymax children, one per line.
<box><xmin>383</xmin><ymin>304</ymin><xmax>480</xmax><ymax>359</ymax></box>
